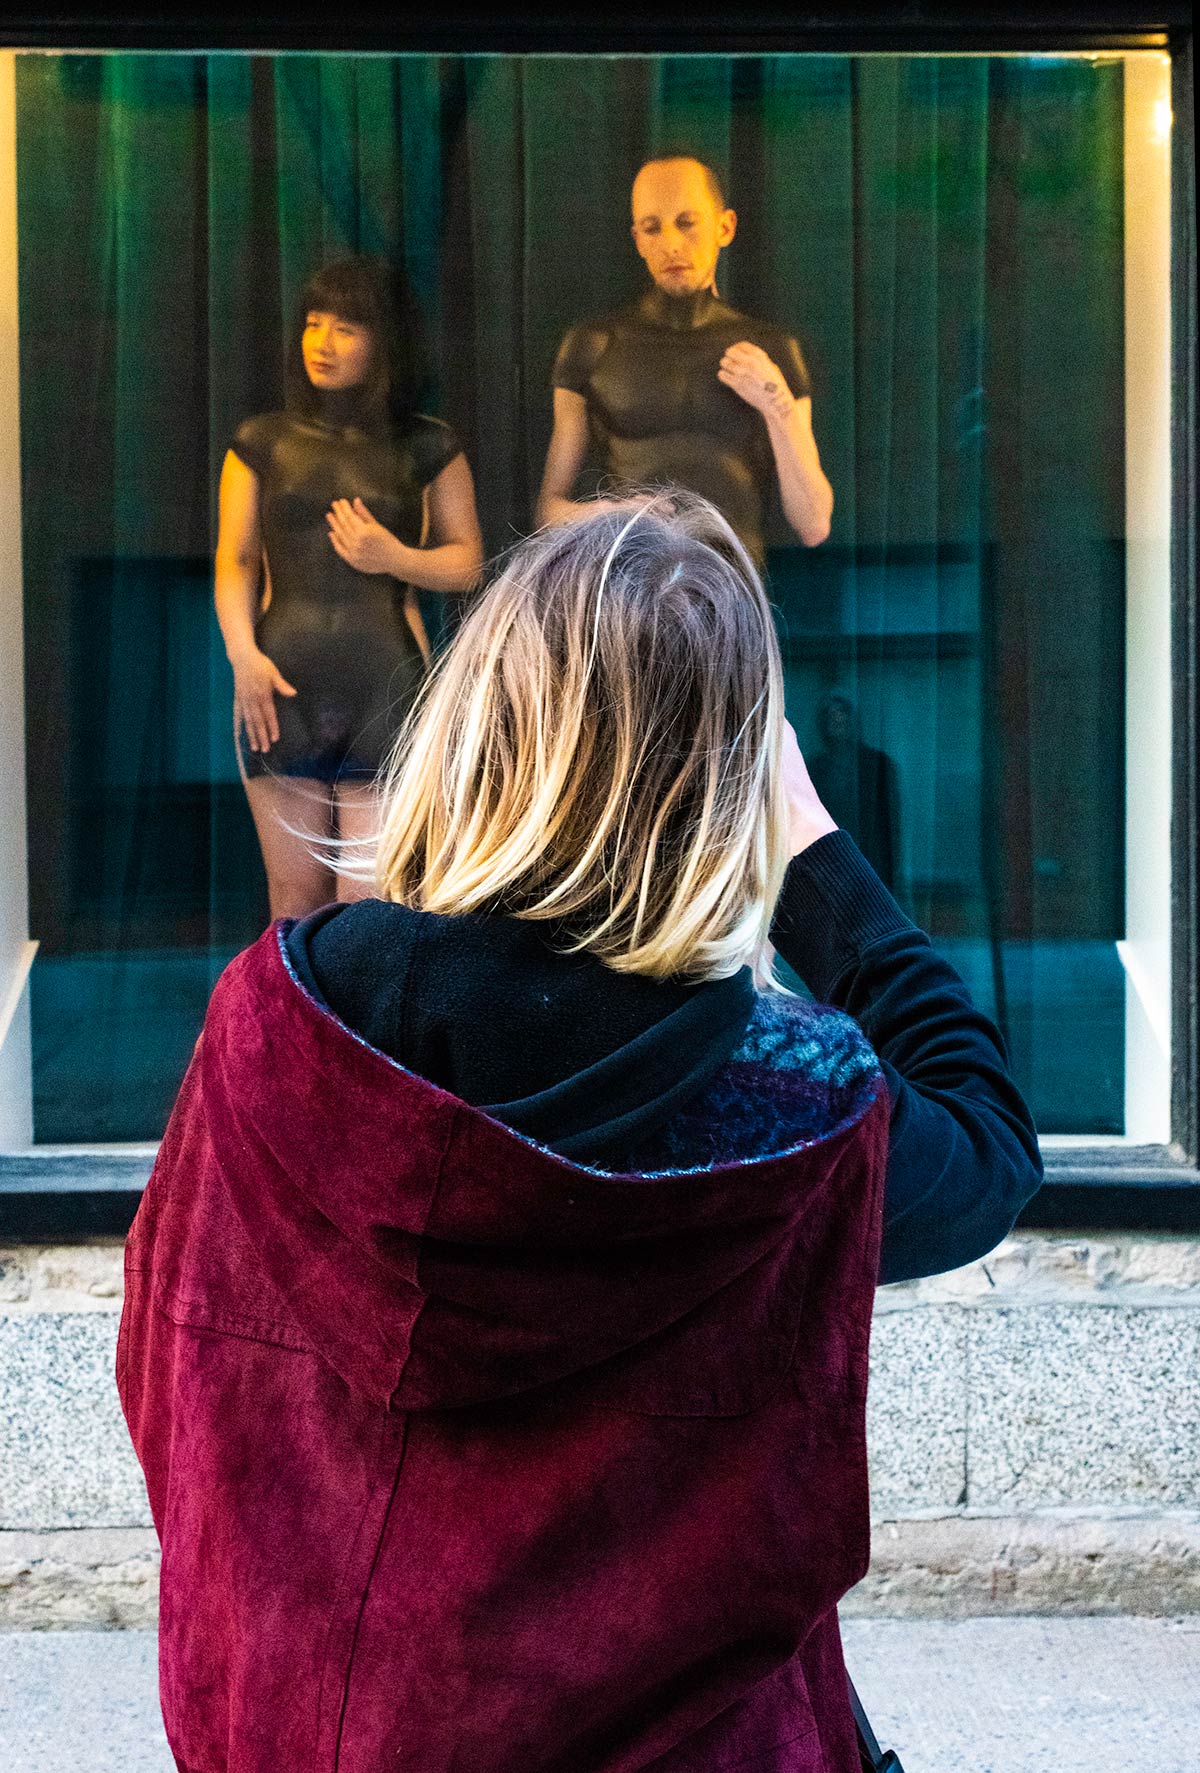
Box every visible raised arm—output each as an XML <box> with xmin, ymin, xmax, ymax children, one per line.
<box><xmin>762</xmin><ymin>393</ymin><xmax>834</xmax><ymax>547</ymax></box>
<box><xmin>718</xmin><ymin>343</ymin><xmax>833</xmax><ymax>547</ymax></box>
<box><xmin>325</xmin><ymin>451</ymin><xmax>484</xmax><ymax>595</ymax></box>
<box><xmin>771</xmin><ymin>724</ymin><xmax>1042</xmax><ymax>1284</ymax></box>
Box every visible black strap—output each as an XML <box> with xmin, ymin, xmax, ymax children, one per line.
<box><xmin>849</xmin><ymin>1673</ymin><xmax>906</xmax><ymax>1773</ymax></box>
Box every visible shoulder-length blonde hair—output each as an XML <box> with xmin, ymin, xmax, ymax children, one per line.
<box><xmin>373</xmin><ymin>490</ymin><xmax>790</xmax><ymax>984</ymax></box>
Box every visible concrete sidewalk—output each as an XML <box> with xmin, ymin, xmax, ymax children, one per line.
<box><xmin>1</xmin><ymin>1616</ymin><xmax>1197</xmax><ymax>1771</ymax></box>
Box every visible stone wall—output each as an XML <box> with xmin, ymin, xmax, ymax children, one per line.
<box><xmin>2</xmin><ymin>1230</ymin><xmax>1199</xmax><ymax>1626</ymax></box>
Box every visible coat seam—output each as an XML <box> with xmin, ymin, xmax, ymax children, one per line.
<box><xmin>388</xmin><ymin>1097</ymin><xmax>464</xmax><ymax>1407</ymax></box>
<box><xmin>328</xmin><ymin>1414</ymin><xmax>411</xmax><ymax>1771</ymax></box>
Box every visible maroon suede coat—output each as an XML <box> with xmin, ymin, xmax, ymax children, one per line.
<box><xmin>118</xmin><ymin>924</ymin><xmax>889</xmax><ymax>1772</ymax></box>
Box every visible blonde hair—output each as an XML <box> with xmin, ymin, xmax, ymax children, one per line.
<box><xmin>372</xmin><ymin>491</ymin><xmax>790</xmax><ymax>985</ymax></box>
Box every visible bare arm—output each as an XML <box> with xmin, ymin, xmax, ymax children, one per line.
<box><xmin>535</xmin><ymin>389</ymin><xmax>596</xmax><ymax>528</ymax></box>
<box><xmin>325</xmin><ymin>452</ymin><xmax>484</xmax><ymax>594</ymax></box>
<box><xmin>214</xmin><ymin>450</ymin><xmax>296</xmax><ymax>754</ymax></box>
<box><xmin>763</xmin><ymin>395</ymin><xmax>833</xmax><ymax>548</ymax></box>
<box><xmin>415</xmin><ymin>451</ymin><xmax>484</xmax><ymax>590</ymax></box>
<box><xmin>214</xmin><ymin>450</ymin><xmax>265</xmax><ymax>665</ymax></box>
<box><xmin>718</xmin><ymin>343</ymin><xmax>834</xmax><ymax>547</ymax></box>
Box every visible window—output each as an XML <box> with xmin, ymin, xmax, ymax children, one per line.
<box><xmin>0</xmin><ymin>13</ymin><xmax>1195</xmax><ymax>1231</ymax></box>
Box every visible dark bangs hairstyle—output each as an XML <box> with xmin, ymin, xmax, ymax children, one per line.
<box><xmin>286</xmin><ymin>254</ymin><xmax>429</xmax><ymax>426</ymax></box>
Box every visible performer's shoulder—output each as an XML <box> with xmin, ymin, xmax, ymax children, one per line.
<box><xmin>551</xmin><ymin>310</ymin><xmax>619</xmax><ymax>390</ymax></box>
<box><xmin>558</xmin><ymin>306</ymin><xmax>622</xmax><ymax>347</ymax></box>
<box><xmin>405</xmin><ymin>411</ymin><xmax>458</xmax><ymax>445</ymax></box>
<box><xmin>402</xmin><ymin>411</ymin><xmax>465</xmax><ymax>484</ymax></box>
<box><xmin>227</xmin><ymin>410</ymin><xmax>289</xmax><ymax>476</ymax></box>
<box><xmin>232</xmin><ymin>408</ymin><xmax>289</xmax><ymax>439</ymax></box>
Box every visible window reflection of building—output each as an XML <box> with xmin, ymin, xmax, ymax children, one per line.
<box><xmin>807</xmin><ymin>691</ymin><xmax>901</xmax><ymax>893</ymax></box>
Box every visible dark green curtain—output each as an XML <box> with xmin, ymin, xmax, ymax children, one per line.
<box><xmin>16</xmin><ymin>51</ymin><xmax>1125</xmax><ymax>1137</ymax></box>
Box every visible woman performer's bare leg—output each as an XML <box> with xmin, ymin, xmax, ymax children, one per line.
<box><xmin>244</xmin><ymin>776</ymin><xmax>337</xmax><ymax>920</ymax></box>
<box><xmin>332</xmin><ymin>783</ymin><xmax>381</xmax><ymax>903</ymax></box>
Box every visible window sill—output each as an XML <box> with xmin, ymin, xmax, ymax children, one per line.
<box><xmin>1018</xmin><ymin>1145</ymin><xmax>1200</xmax><ymax>1232</ymax></box>
<box><xmin>0</xmin><ymin>1148</ymin><xmax>155</xmax><ymax>1240</ymax></box>
<box><xmin>2</xmin><ymin>1141</ymin><xmax>1199</xmax><ymax>1241</ymax></box>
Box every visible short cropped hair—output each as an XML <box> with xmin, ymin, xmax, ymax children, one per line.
<box><xmin>373</xmin><ymin>491</ymin><xmax>789</xmax><ymax>985</ymax></box>
<box><xmin>634</xmin><ymin>153</ymin><xmax>728</xmax><ymax>210</ymax></box>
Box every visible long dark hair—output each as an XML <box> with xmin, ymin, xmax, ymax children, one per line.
<box><xmin>285</xmin><ymin>254</ymin><xmax>429</xmax><ymax>425</ymax></box>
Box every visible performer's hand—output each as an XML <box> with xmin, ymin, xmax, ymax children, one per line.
<box><xmin>781</xmin><ymin>719</ymin><xmax>838</xmax><ymax>858</ymax></box>
<box><xmin>326</xmin><ymin>497</ymin><xmax>405</xmax><ymax>576</ymax></box>
<box><xmin>718</xmin><ymin>341</ymin><xmax>796</xmax><ymax>422</ymax></box>
<box><xmin>232</xmin><ymin>648</ymin><xmax>297</xmax><ymax>754</ymax></box>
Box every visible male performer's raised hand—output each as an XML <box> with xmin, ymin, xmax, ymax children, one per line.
<box><xmin>718</xmin><ymin>340</ymin><xmax>797</xmax><ymax>424</ymax></box>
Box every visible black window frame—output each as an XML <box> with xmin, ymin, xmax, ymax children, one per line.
<box><xmin>0</xmin><ymin>2</ymin><xmax>1196</xmax><ymax>1240</ymax></box>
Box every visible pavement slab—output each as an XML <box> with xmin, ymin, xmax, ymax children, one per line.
<box><xmin>0</xmin><ymin>1616</ymin><xmax>1197</xmax><ymax>1771</ymax></box>
<box><xmin>841</xmin><ymin>1615</ymin><xmax>1200</xmax><ymax>1772</ymax></box>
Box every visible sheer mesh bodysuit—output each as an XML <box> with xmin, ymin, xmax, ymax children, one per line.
<box><xmin>553</xmin><ymin>286</ymin><xmax>811</xmax><ymax>566</ymax></box>
<box><xmin>229</xmin><ymin>398</ymin><xmax>460</xmax><ymax>782</ymax></box>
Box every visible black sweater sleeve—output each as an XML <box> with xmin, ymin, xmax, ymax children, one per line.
<box><xmin>770</xmin><ymin>830</ymin><xmax>1043</xmax><ymax>1285</ymax></box>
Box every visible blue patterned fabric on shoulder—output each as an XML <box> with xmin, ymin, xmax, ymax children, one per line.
<box><xmin>616</xmin><ymin>992</ymin><xmax>883</xmax><ymax>1174</ymax></box>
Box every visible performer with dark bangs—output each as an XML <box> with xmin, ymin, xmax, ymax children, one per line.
<box><xmin>215</xmin><ymin>254</ymin><xmax>483</xmax><ymax>920</ymax></box>
<box><xmin>537</xmin><ymin>155</ymin><xmax>834</xmax><ymax>567</ymax></box>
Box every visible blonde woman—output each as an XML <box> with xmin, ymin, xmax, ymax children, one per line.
<box><xmin>119</xmin><ymin>493</ymin><xmax>1040</xmax><ymax>1772</ymax></box>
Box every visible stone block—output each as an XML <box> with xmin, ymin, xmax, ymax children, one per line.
<box><xmin>846</xmin><ymin>1509</ymin><xmax>1200</xmax><ymax>1618</ymax></box>
<box><xmin>967</xmin><ymin>1306</ymin><xmax>1200</xmax><ymax>1508</ymax></box>
<box><xmin>0</xmin><ymin>1314</ymin><xmax>150</xmax><ymax>1529</ymax></box>
<box><xmin>8</xmin><ymin>1511</ymin><xmax>1200</xmax><ymax>1628</ymax></box>
<box><xmin>0</xmin><ymin>1528</ymin><xmax>159</xmax><ymax>1629</ymax></box>
<box><xmin>0</xmin><ymin>1242</ymin><xmax>126</xmax><ymax>1307</ymax></box>
<box><xmin>866</xmin><ymin>1305</ymin><xmax>967</xmax><ymax>1513</ymax></box>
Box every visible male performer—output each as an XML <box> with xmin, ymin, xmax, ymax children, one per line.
<box><xmin>536</xmin><ymin>154</ymin><xmax>833</xmax><ymax>565</ymax></box>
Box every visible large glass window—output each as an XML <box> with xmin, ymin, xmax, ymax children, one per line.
<box><xmin>2</xmin><ymin>47</ymin><xmax>1174</xmax><ymax>1142</ymax></box>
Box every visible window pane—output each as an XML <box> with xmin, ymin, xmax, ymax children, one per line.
<box><xmin>10</xmin><ymin>48</ymin><xmax>1172</xmax><ymax>1141</ymax></box>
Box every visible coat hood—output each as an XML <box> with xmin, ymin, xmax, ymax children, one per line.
<box><xmin>180</xmin><ymin>925</ymin><xmax>883</xmax><ymax>1413</ymax></box>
